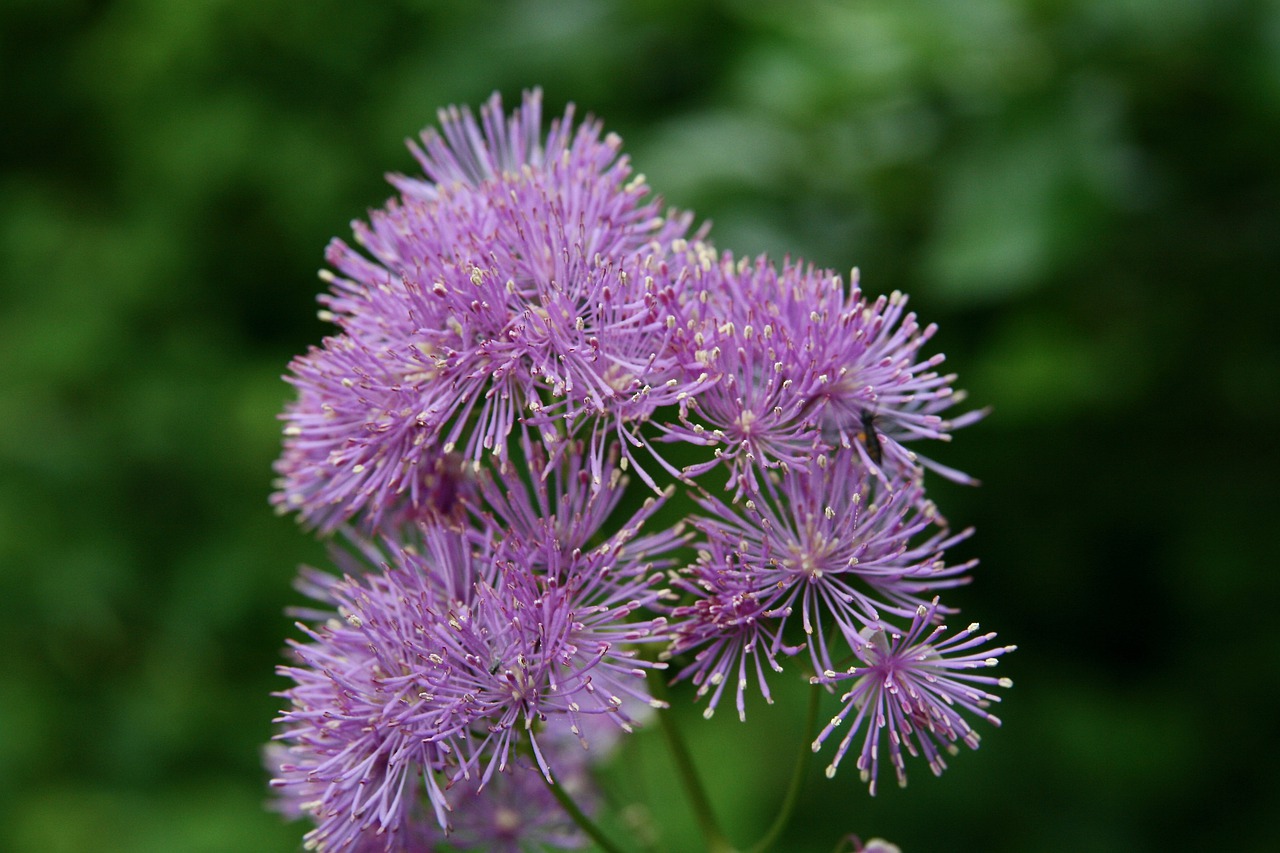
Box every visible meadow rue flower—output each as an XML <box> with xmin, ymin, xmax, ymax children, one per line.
<box><xmin>667</xmin><ymin>446</ymin><xmax>974</xmax><ymax>719</ymax></box>
<box><xmin>664</xmin><ymin>545</ymin><xmax>802</xmax><ymax>722</ymax></box>
<box><xmin>273</xmin><ymin>89</ymin><xmax>703</xmax><ymax>531</ymax></box>
<box><xmin>270</xmin><ymin>448</ymin><xmax>679</xmax><ymax>847</ymax></box>
<box><xmin>661</xmin><ymin>253</ymin><xmax>835</xmax><ymax>495</ymax></box>
<box><xmin>421</xmin><ymin>531</ymin><xmax>673</xmax><ymax>787</ymax></box>
<box><xmin>660</xmin><ymin>250</ymin><xmax>984</xmax><ymax>496</ymax></box>
<box><xmin>810</xmin><ymin>600</ymin><xmax>1015</xmax><ymax>795</ymax></box>
<box><xmin>805</xmin><ymin>279</ymin><xmax>987</xmax><ymax>486</ymax></box>
<box><xmin>270</xmin><ymin>88</ymin><xmax>1011</xmax><ymax>851</ymax></box>
<box><xmin>266</xmin><ymin>737</ymin><xmax>597</xmax><ymax>852</ymax></box>
<box><xmin>269</xmin><ymin>564</ymin><xmax>459</xmax><ymax>850</ymax></box>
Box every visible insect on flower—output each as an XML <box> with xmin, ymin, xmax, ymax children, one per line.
<box><xmin>858</xmin><ymin>408</ymin><xmax>883</xmax><ymax>468</ymax></box>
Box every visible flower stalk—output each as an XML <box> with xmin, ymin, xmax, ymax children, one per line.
<box><xmin>648</xmin><ymin>669</ymin><xmax>736</xmax><ymax>853</ymax></box>
<box><xmin>747</xmin><ymin>681</ymin><xmax>822</xmax><ymax>853</ymax></box>
<box><xmin>541</xmin><ymin>768</ymin><xmax>628</xmax><ymax>853</ymax></box>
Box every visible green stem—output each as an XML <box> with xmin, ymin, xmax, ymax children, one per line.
<box><xmin>540</xmin><ymin>766</ymin><xmax>628</xmax><ymax>853</ymax></box>
<box><xmin>746</xmin><ymin>681</ymin><xmax>821</xmax><ymax>853</ymax></box>
<box><xmin>648</xmin><ymin>672</ymin><xmax>736</xmax><ymax>853</ymax></box>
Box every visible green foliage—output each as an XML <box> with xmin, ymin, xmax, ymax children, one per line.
<box><xmin>3</xmin><ymin>0</ymin><xmax>1277</xmax><ymax>850</ymax></box>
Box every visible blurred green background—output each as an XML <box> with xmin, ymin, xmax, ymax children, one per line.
<box><xmin>3</xmin><ymin>0</ymin><xmax>1278</xmax><ymax>850</ymax></box>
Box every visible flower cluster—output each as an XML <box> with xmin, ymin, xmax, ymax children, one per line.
<box><xmin>268</xmin><ymin>89</ymin><xmax>1011</xmax><ymax>851</ymax></box>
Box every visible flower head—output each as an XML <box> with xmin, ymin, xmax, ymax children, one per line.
<box><xmin>661</xmin><ymin>253</ymin><xmax>835</xmax><ymax>495</ymax></box>
<box><xmin>417</xmin><ymin>533</ymin><xmax>672</xmax><ymax>787</ymax></box>
<box><xmin>273</xmin><ymin>89</ymin><xmax>703</xmax><ymax>531</ymax></box>
<box><xmin>269</xmin><ymin>88</ymin><xmax>1010</xmax><ymax>850</ymax></box>
<box><xmin>269</xmin><ymin>561</ymin><xmax>459</xmax><ymax>850</ymax></box>
<box><xmin>810</xmin><ymin>600</ymin><xmax>1014</xmax><ymax>795</ymax></box>
<box><xmin>658</xmin><ymin>251</ymin><xmax>983</xmax><ymax>499</ymax></box>
<box><xmin>271</xmin><ymin>449</ymin><xmax>680</xmax><ymax>847</ymax></box>
<box><xmin>266</xmin><ymin>727</ymin><xmax>599</xmax><ymax>853</ymax></box>
<box><xmin>664</xmin><ymin>545</ymin><xmax>803</xmax><ymax>722</ymax></box>
<box><xmin>668</xmin><ymin>447</ymin><xmax>974</xmax><ymax>719</ymax></box>
<box><xmin>806</xmin><ymin>280</ymin><xmax>987</xmax><ymax>486</ymax></box>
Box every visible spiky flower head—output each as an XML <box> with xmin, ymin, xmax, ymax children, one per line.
<box><xmin>268</xmin><ymin>88</ymin><xmax>1010</xmax><ymax>851</ymax></box>
<box><xmin>810</xmin><ymin>600</ymin><xmax>1014</xmax><ymax>795</ymax></box>
<box><xmin>661</xmin><ymin>249</ymin><xmax>985</xmax><ymax>496</ymax></box>
<box><xmin>273</xmin><ymin>89</ymin><xmax>704</xmax><ymax>532</ymax></box>
<box><xmin>266</xmin><ymin>723</ymin><xmax>598</xmax><ymax>853</ymax></box>
<box><xmin>270</xmin><ymin>449</ymin><xmax>680</xmax><ymax>849</ymax></box>
<box><xmin>803</xmin><ymin>281</ymin><xmax>987</xmax><ymax>486</ymax></box>
<box><xmin>667</xmin><ymin>447</ymin><xmax>973</xmax><ymax>719</ymax></box>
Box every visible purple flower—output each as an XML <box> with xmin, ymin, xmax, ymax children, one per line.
<box><xmin>416</xmin><ymin>539</ymin><xmax>671</xmax><ymax>787</ymax></box>
<box><xmin>806</xmin><ymin>279</ymin><xmax>987</xmax><ymax>486</ymax></box>
<box><xmin>667</xmin><ymin>447</ymin><xmax>974</xmax><ymax>719</ymax></box>
<box><xmin>270</xmin><ymin>451</ymin><xmax>680</xmax><ymax>847</ymax></box>
<box><xmin>273</xmin><ymin>89</ymin><xmax>704</xmax><ymax>531</ymax></box>
<box><xmin>266</xmin><ymin>740</ymin><xmax>446</xmax><ymax>853</ymax></box>
<box><xmin>271</xmin><ymin>333</ymin><xmax>481</xmax><ymax>532</ymax></box>
<box><xmin>661</xmin><ymin>254</ymin><xmax>834</xmax><ymax>495</ymax></box>
<box><xmin>424</xmin><ymin>448</ymin><xmax>680</xmax><ymax>782</ymax></box>
<box><xmin>661</xmin><ymin>251</ymin><xmax>984</xmax><ymax>495</ymax></box>
<box><xmin>269</xmin><ymin>88</ymin><xmax>1012</xmax><ymax>851</ymax></box>
<box><xmin>664</xmin><ymin>546</ymin><xmax>803</xmax><ymax>721</ymax></box>
<box><xmin>266</xmin><ymin>738</ymin><xmax>596</xmax><ymax>852</ymax></box>
<box><xmin>269</xmin><ymin>567</ymin><xmax>455</xmax><ymax>850</ymax></box>
<box><xmin>810</xmin><ymin>600</ymin><xmax>1014</xmax><ymax>795</ymax></box>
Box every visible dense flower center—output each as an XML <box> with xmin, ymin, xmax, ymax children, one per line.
<box><xmin>784</xmin><ymin>537</ymin><xmax>834</xmax><ymax>578</ymax></box>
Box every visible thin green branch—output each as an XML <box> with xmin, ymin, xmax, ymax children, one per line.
<box><xmin>746</xmin><ymin>680</ymin><xmax>822</xmax><ymax>853</ymax></box>
<box><xmin>540</xmin><ymin>766</ymin><xmax>628</xmax><ymax>853</ymax></box>
<box><xmin>648</xmin><ymin>671</ymin><xmax>736</xmax><ymax>853</ymax></box>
